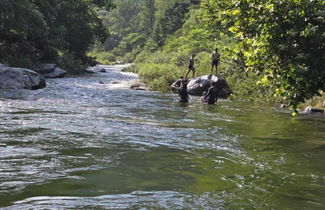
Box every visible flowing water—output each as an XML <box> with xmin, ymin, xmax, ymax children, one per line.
<box><xmin>0</xmin><ymin>65</ymin><xmax>324</xmax><ymax>209</ymax></box>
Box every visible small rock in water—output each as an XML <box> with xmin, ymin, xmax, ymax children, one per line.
<box><xmin>303</xmin><ymin>106</ymin><xmax>324</xmax><ymax>114</ymax></box>
<box><xmin>131</xmin><ymin>83</ymin><xmax>147</xmax><ymax>91</ymax></box>
<box><xmin>280</xmin><ymin>104</ymin><xmax>288</xmax><ymax>108</ymax></box>
<box><xmin>42</xmin><ymin>67</ymin><xmax>66</xmax><ymax>78</ymax></box>
<box><xmin>85</xmin><ymin>68</ymin><xmax>96</xmax><ymax>74</ymax></box>
<box><xmin>100</xmin><ymin>68</ymin><xmax>107</xmax><ymax>73</ymax></box>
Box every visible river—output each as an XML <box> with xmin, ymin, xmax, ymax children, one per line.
<box><xmin>0</xmin><ymin>64</ymin><xmax>324</xmax><ymax>209</ymax></box>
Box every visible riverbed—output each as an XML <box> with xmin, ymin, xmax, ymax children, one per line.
<box><xmin>0</xmin><ymin>65</ymin><xmax>324</xmax><ymax>209</ymax></box>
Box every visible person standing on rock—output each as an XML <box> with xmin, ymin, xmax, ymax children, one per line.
<box><xmin>185</xmin><ymin>54</ymin><xmax>196</xmax><ymax>79</ymax></box>
<box><xmin>211</xmin><ymin>48</ymin><xmax>220</xmax><ymax>75</ymax></box>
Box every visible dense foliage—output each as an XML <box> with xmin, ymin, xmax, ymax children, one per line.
<box><xmin>0</xmin><ymin>0</ymin><xmax>109</xmax><ymax>73</ymax></box>
<box><xmin>90</xmin><ymin>0</ymin><xmax>200</xmax><ymax>63</ymax></box>
<box><xmin>115</xmin><ymin>0</ymin><xmax>324</xmax><ymax>111</ymax></box>
<box><xmin>201</xmin><ymin>0</ymin><xmax>325</xmax><ymax>111</ymax></box>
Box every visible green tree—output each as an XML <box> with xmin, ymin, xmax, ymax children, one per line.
<box><xmin>201</xmin><ymin>0</ymin><xmax>325</xmax><ymax>112</ymax></box>
<box><xmin>0</xmin><ymin>0</ymin><xmax>108</xmax><ymax>72</ymax></box>
<box><xmin>152</xmin><ymin>0</ymin><xmax>193</xmax><ymax>46</ymax></box>
<box><xmin>0</xmin><ymin>0</ymin><xmax>49</xmax><ymax>67</ymax></box>
<box><xmin>101</xmin><ymin>0</ymin><xmax>142</xmax><ymax>52</ymax></box>
<box><xmin>139</xmin><ymin>0</ymin><xmax>156</xmax><ymax>36</ymax></box>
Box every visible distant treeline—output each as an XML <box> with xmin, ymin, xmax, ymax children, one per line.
<box><xmin>90</xmin><ymin>0</ymin><xmax>201</xmax><ymax>63</ymax></box>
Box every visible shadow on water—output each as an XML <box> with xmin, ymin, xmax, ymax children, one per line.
<box><xmin>0</xmin><ymin>65</ymin><xmax>325</xmax><ymax>209</ymax></box>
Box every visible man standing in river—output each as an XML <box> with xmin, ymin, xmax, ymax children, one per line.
<box><xmin>177</xmin><ymin>79</ymin><xmax>190</xmax><ymax>103</ymax></box>
<box><xmin>170</xmin><ymin>76</ymin><xmax>184</xmax><ymax>92</ymax></box>
<box><xmin>211</xmin><ymin>48</ymin><xmax>220</xmax><ymax>75</ymax></box>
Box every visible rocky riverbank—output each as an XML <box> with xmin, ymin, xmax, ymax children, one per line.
<box><xmin>0</xmin><ymin>64</ymin><xmax>66</xmax><ymax>90</ymax></box>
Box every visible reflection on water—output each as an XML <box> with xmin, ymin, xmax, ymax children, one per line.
<box><xmin>0</xmin><ymin>65</ymin><xmax>325</xmax><ymax>209</ymax></box>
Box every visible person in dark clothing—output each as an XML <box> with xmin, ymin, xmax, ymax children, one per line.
<box><xmin>201</xmin><ymin>80</ymin><xmax>224</xmax><ymax>104</ymax></box>
<box><xmin>170</xmin><ymin>76</ymin><xmax>184</xmax><ymax>92</ymax></box>
<box><xmin>211</xmin><ymin>48</ymin><xmax>220</xmax><ymax>75</ymax></box>
<box><xmin>185</xmin><ymin>54</ymin><xmax>196</xmax><ymax>79</ymax></box>
<box><xmin>177</xmin><ymin>79</ymin><xmax>190</xmax><ymax>102</ymax></box>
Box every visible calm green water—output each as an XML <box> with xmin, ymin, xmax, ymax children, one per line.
<box><xmin>0</xmin><ymin>65</ymin><xmax>324</xmax><ymax>209</ymax></box>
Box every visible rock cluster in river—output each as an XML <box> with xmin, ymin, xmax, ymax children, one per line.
<box><xmin>170</xmin><ymin>75</ymin><xmax>233</xmax><ymax>98</ymax></box>
<box><xmin>0</xmin><ymin>66</ymin><xmax>46</xmax><ymax>90</ymax></box>
<box><xmin>33</xmin><ymin>64</ymin><xmax>66</xmax><ymax>78</ymax></box>
<box><xmin>0</xmin><ymin>64</ymin><xmax>67</xmax><ymax>90</ymax></box>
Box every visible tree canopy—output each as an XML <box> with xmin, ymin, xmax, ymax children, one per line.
<box><xmin>201</xmin><ymin>0</ymin><xmax>325</xmax><ymax>111</ymax></box>
<box><xmin>1</xmin><ymin>0</ymin><xmax>324</xmax><ymax>110</ymax></box>
<box><xmin>0</xmin><ymin>0</ymin><xmax>109</xmax><ymax>72</ymax></box>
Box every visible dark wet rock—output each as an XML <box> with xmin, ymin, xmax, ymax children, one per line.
<box><xmin>0</xmin><ymin>66</ymin><xmax>46</xmax><ymax>90</ymax></box>
<box><xmin>33</xmin><ymin>64</ymin><xmax>66</xmax><ymax>78</ymax></box>
<box><xmin>171</xmin><ymin>75</ymin><xmax>232</xmax><ymax>98</ymax></box>
<box><xmin>85</xmin><ymin>68</ymin><xmax>97</xmax><ymax>74</ymax></box>
<box><xmin>302</xmin><ymin>106</ymin><xmax>324</xmax><ymax>114</ymax></box>
<box><xmin>131</xmin><ymin>83</ymin><xmax>147</xmax><ymax>91</ymax></box>
<box><xmin>33</xmin><ymin>64</ymin><xmax>57</xmax><ymax>74</ymax></box>
<box><xmin>42</xmin><ymin>67</ymin><xmax>66</xmax><ymax>79</ymax></box>
<box><xmin>280</xmin><ymin>104</ymin><xmax>288</xmax><ymax>108</ymax></box>
<box><xmin>86</xmin><ymin>66</ymin><xmax>108</xmax><ymax>74</ymax></box>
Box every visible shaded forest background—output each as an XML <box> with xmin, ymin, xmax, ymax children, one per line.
<box><xmin>0</xmin><ymin>0</ymin><xmax>324</xmax><ymax>111</ymax></box>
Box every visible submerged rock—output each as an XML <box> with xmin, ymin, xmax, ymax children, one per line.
<box><xmin>0</xmin><ymin>66</ymin><xmax>46</xmax><ymax>90</ymax></box>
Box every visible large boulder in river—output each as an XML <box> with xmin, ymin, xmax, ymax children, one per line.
<box><xmin>0</xmin><ymin>66</ymin><xmax>46</xmax><ymax>90</ymax></box>
<box><xmin>185</xmin><ymin>75</ymin><xmax>232</xmax><ymax>98</ymax></box>
<box><xmin>33</xmin><ymin>64</ymin><xmax>66</xmax><ymax>78</ymax></box>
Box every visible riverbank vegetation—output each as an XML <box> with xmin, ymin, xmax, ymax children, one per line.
<box><xmin>1</xmin><ymin>0</ymin><xmax>324</xmax><ymax>111</ymax></box>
